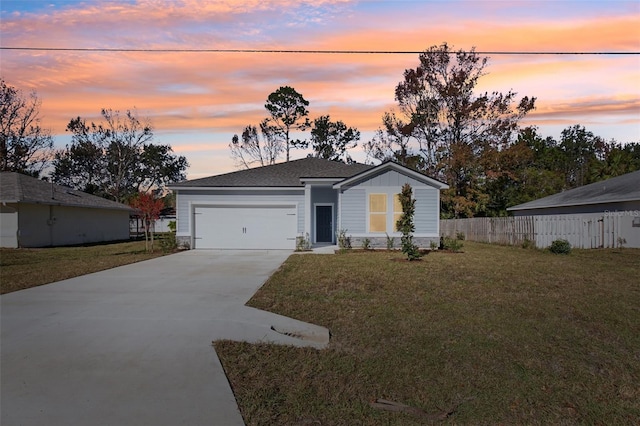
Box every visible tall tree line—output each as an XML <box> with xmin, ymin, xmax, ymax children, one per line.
<box><xmin>0</xmin><ymin>79</ymin><xmax>188</xmax><ymax>203</ymax></box>
<box><xmin>364</xmin><ymin>43</ymin><xmax>639</xmax><ymax>218</ymax></box>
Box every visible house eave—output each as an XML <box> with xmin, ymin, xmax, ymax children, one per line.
<box><xmin>299</xmin><ymin>177</ymin><xmax>344</xmax><ymax>185</ymax></box>
<box><xmin>507</xmin><ymin>197</ymin><xmax>640</xmax><ymax>212</ymax></box>
<box><xmin>169</xmin><ymin>185</ymin><xmax>304</xmax><ymax>191</ymax></box>
<box><xmin>14</xmin><ymin>199</ymin><xmax>134</xmax><ymax>211</ymax></box>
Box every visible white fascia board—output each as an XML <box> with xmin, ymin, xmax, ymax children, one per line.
<box><xmin>299</xmin><ymin>178</ymin><xmax>343</xmax><ymax>185</ymax></box>
<box><xmin>168</xmin><ymin>186</ymin><xmax>303</xmax><ymax>191</ymax></box>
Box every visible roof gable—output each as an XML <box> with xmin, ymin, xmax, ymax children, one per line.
<box><xmin>170</xmin><ymin>157</ymin><xmax>374</xmax><ymax>188</ymax></box>
<box><xmin>333</xmin><ymin>161</ymin><xmax>449</xmax><ymax>190</ymax></box>
<box><xmin>0</xmin><ymin>172</ymin><xmax>133</xmax><ymax>211</ymax></box>
<box><xmin>508</xmin><ymin>170</ymin><xmax>640</xmax><ymax>211</ymax></box>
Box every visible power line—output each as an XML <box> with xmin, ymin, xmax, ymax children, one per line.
<box><xmin>1</xmin><ymin>46</ymin><xmax>638</xmax><ymax>55</ymax></box>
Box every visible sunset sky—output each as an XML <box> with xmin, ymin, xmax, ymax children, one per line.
<box><xmin>1</xmin><ymin>0</ymin><xmax>639</xmax><ymax>179</ymax></box>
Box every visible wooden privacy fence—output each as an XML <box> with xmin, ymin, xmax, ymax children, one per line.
<box><xmin>441</xmin><ymin>214</ymin><xmax>627</xmax><ymax>249</ymax></box>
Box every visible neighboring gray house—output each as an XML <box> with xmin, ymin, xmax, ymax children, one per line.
<box><xmin>1</xmin><ymin>172</ymin><xmax>133</xmax><ymax>248</ymax></box>
<box><xmin>169</xmin><ymin>158</ymin><xmax>448</xmax><ymax>250</ymax></box>
<box><xmin>507</xmin><ymin>170</ymin><xmax>640</xmax><ymax>248</ymax></box>
<box><xmin>508</xmin><ymin>170</ymin><xmax>640</xmax><ymax>216</ymax></box>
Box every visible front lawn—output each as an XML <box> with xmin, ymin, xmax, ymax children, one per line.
<box><xmin>215</xmin><ymin>242</ymin><xmax>640</xmax><ymax>425</ymax></box>
<box><xmin>0</xmin><ymin>240</ymin><xmax>166</xmax><ymax>294</ymax></box>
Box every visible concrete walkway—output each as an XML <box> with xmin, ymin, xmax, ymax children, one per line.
<box><xmin>1</xmin><ymin>250</ymin><xmax>329</xmax><ymax>426</ymax></box>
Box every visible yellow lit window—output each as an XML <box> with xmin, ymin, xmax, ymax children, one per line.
<box><xmin>393</xmin><ymin>194</ymin><xmax>403</xmax><ymax>232</ymax></box>
<box><xmin>369</xmin><ymin>194</ymin><xmax>387</xmax><ymax>232</ymax></box>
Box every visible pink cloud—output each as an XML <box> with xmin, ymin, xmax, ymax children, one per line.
<box><xmin>1</xmin><ymin>0</ymin><xmax>638</xmax><ymax>177</ymax></box>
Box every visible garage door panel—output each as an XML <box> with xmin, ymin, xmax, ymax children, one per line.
<box><xmin>194</xmin><ymin>205</ymin><xmax>296</xmax><ymax>249</ymax></box>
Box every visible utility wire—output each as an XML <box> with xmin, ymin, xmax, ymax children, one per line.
<box><xmin>1</xmin><ymin>47</ymin><xmax>638</xmax><ymax>55</ymax></box>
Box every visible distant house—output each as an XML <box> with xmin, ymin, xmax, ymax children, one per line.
<box><xmin>130</xmin><ymin>207</ymin><xmax>176</xmax><ymax>236</ymax></box>
<box><xmin>169</xmin><ymin>158</ymin><xmax>448</xmax><ymax>250</ymax></box>
<box><xmin>507</xmin><ymin>170</ymin><xmax>640</xmax><ymax>248</ymax></box>
<box><xmin>0</xmin><ymin>172</ymin><xmax>133</xmax><ymax>248</ymax></box>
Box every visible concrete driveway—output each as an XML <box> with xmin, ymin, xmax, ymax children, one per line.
<box><xmin>1</xmin><ymin>250</ymin><xmax>329</xmax><ymax>426</ymax></box>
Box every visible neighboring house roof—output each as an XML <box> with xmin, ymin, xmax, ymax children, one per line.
<box><xmin>170</xmin><ymin>157</ymin><xmax>374</xmax><ymax>188</ymax></box>
<box><xmin>333</xmin><ymin>161</ymin><xmax>449</xmax><ymax>190</ymax></box>
<box><xmin>508</xmin><ymin>170</ymin><xmax>640</xmax><ymax>212</ymax></box>
<box><xmin>0</xmin><ymin>172</ymin><xmax>133</xmax><ymax>211</ymax></box>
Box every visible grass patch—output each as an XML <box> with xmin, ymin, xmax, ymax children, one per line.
<box><xmin>215</xmin><ymin>242</ymin><xmax>640</xmax><ymax>425</ymax></box>
<box><xmin>0</xmin><ymin>240</ymin><xmax>166</xmax><ymax>294</ymax></box>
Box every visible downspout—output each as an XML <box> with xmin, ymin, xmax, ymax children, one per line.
<box><xmin>304</xmin><ymin>184</ymin><xmax>312</xmax><ymax>239</ymax></box>
<box><xmin>48</xmin><ymin>205</ymin><xmax>55</xmax><ymax>246</ymax></box>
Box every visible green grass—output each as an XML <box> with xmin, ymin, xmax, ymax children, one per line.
<box><xmin>215</xmin><ymin>242</ymin><xmax>640</xmax><ymax>425</ymax></box>
<box><xmin>0</xmin><ymin>240</ymin><xmax>166</xmax><ymax>294</ymax></box>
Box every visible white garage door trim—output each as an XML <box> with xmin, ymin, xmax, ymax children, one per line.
<box><xmin>192</xmin><ymin>203</ymin><xmax>298</xmax><ymax>250</ymax></box>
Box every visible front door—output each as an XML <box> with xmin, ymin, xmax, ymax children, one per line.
<box><xmin>315</xmin><ymin>205</ymin><xmax>333</xmax><ymax>243</ymax></box>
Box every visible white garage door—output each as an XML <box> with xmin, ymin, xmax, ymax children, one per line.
<box><xmin>194</xmin><ymin>205</ymin><xmax>297</xmax><ymax>249</ymax></box>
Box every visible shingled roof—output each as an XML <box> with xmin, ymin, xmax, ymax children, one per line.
<box><xmin>171</xmin><ymin>157</ymin><xmax>374</xmax><ymax>187</ymax></box>
<box><xmin>0</xmin><ymin>172</ymin><xmax>133</xmax><ymax>211</ymax></box>
<box><xmin>508</xmin><ymin>170</ymin><xmax>640</xmax><ymax>211</ymax></box>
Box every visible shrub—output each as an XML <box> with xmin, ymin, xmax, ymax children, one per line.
<box><xmin>296</xmin><ymin>233</ymin><xmax>311</xmax><ymax>251</ymax></box>
<box><xmin>361</xmin><ymin>238</ymin><xmax>371</xmax><ymax>250</ymax></box>
<box><xmin>385</xmin><ymin>233</ymin><xmax>395</xmax><ymax>250</ymax></box>
<box><xmin>549</xmin><ymin>239</ymin><xmax>571</xmax><ymax>255</ymax></box>
<box><xmin>159</xmin><ymin>232</ymin><xmax>178</xmax><ymax>253</ymax></box>
<box><xmin>456</xmin><ymin>231</ymin><xmax>466</xmax><ymax>241</ymax></box>
<box><xmin>430</xmin><ymin>240</ymin><xmax>438</xmax><ymax>250</ymax></box>
<box><xmin>442</xmin><ymin>236</ymin><xmax>464</xmax><ymax>253</ymax></box>
<box><xmin>168</xmin><ymin>220</ymin><xmax>176</xmax><ymax>233</ymax></box>
<box><xmin>337</xmin><ymin>229</ymin><xmax>351</xmax><ymax>250</ymax></box>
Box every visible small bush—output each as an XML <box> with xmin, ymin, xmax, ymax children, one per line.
<box><xmin>385</xmin><ymin>233</ymin><xmax>395</xmax><ymax>250</ymax></box>
<box><xmin>159</xmin><ymin>232</ymin><xmax>178</xmax><ymax>253</ymax></box>
<box><xmin>337</xmin><ymin>229</ymin><xmax>351</xmax><ymax>250</ymax></box>
<box><xmin>430</xmin><ymin>240</ymin><xmax>438</xmax><ymax>250</ymax></box>
<box><xmin>296</xmin><ymin>233</ymin><xmax>311</xmax><ymax>251</ymax></box>
<box><xmin>549</xmin><ymin>239</ymin><xmax>571</xmax><ymax>255</ymax></box>
<box><xmin>361</xmin><ymin>238</ymin><xmax>371</xmax><ymax>250</ymax></box>
<box><xmin>456</xmin><ymin>231</ymin><xmax>466</xmax><ymax>241</ymax></box>
<box><xmin>442</xmin><ymin>236</ymin><xmax>464</xmax><ymax>253</ymax></box>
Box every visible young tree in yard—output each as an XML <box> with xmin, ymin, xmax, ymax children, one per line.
<box><xmin>264</xmin><ymin>86</ymin><xmax>310</xmax><ymax>162</ymax></box>
<box><xmin>130</xmin><ymin>192</ymin><xmax>164</xmax><ymax>252</ymax></box>
<box><xmin>230</xmin><ymin>119</ymin><xmax>282</xmax><ymax>169</ymax></box>
<box><xmin>309</xmin><ymin>115</ymin><xmax>360</xmax><ymax>163</ymax></box>
<box><xmin>52</xmin><ymin>108</ymin><xmax>187</xmax><ymax>202</ymax></box>
<box><xmin>0</xmin><ymin>79</ymin><xmax>54</xmax><ymax>177</ymax></box>
<box><xmin>396</xmin><ymin>183</ymin><xmax>421</xmax><ymax>261</ymax></box>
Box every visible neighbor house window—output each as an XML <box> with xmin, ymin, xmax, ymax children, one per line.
<box><xmin>393</xmin><ymin>194</ymin><xmax>403</xmax><ymax>232</ymax></box>
<box><xmin>369</xmin><ymin>193</ymin><xmax>387</xmax><ymax>232</ymax></box>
